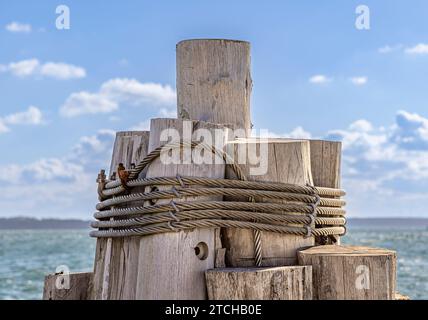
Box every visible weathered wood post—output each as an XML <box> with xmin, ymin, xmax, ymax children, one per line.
<box><xmin>298</xmin><ymin>245</ymin><xmax>397</xmax><ymax>300</ymax></box>
<box><xmin>223</xmin><ymin>139</ymin><xmax>314</xmax><ymax>267</ymax></box>
<box><xmin>309</xmin><ymin>140</ymin><xmax>342</xmax><ymax>244</ymax></box>
<box><xmin>177</xmin><ymin>39</ymin><xmax>252</xmax><ymax>136</ymax></box>
<box><xmin>43</xmin><ymin>272</ymin><xmax>93</xmax><ymax>300</ymax></box>
<box><xmin>92</xmin><ymin>131</ymin><xmax>150</xmax><ymax>300</ymax></box>
<box><xmin>135</xmin><ymin>118</ymin><xmax>230</xmax><ymax>299</ymax></box>
<box><xmin>177</xmin><ymin>39</ymin><xmax>316</xmax><ymax>299</ymax></box>
<box><xmin>205</xmin><ymin>266</ymin><xmax>313</xmax><ymax>300</ymax></box>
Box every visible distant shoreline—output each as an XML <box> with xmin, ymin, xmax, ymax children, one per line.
<box><xmin>1</xmin><ymin>217</ymin><xmax>428</xmax><ymax>230</ymax></box>
<box><xmin>0</xmin><ymin>217</ymin><xmax>91</xmax><ymax>230</ymax></box>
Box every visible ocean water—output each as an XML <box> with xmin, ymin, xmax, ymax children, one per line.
<box><xmin>0</xmin><ymin>227</ymin><xmax>427</xmax><ymax>300</ymax></box>
<box><xmin>0</xmin><ymin>230</ymin><xmax>95</xmax><ymax>300</ymax></box>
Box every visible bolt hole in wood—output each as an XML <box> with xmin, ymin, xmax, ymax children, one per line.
<box><xmin>194</xmin><ymin>242</ymin><xmax>209</xmax><ymax>260</ymax></box>
<box><xmin>149</xmin><ymin>186</ymin><xmax>159</xmax><ymax>205</ymax></box>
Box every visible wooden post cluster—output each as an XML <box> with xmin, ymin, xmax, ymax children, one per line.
<box><xmin>44</xmin><ymin>38</ymin><xmax>400</xmax><ymax>301</ymax></box>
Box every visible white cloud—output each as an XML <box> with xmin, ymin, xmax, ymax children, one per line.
<box><xmin>288</xmin><ymin>126</ymin><xmax>311</xmax><ymax>139</ymax></box>
<box><xmin>252</xmin><ymin>110</ymin><xmax>428</xmax><ymax>217</ymax></box>
<box><xmin>405</xmin><ymin>43</ymin><xmax>428</xmax><ymax>55</ymax></box>
<box><xmin>100</xmin><ymin>78</ymin><xmax>176</xmax><ymax>106</ymax></box>
<box><xmin>40</xmin><ymin>62</ymin><xmax>86</xmax><ymax>79</ymax></box>
<box><xmin>0</xmin><ymin>59</ymin><xmax>86</xmax><ymax>79</ymax></box>
<box><xmin>60</xmin><ymin>92</ymin><xmax>118</xmax><ymax>117</ymax></box>
<box><xmin>309</xmin><ymin>74</ymin><xmax>332</xmax><ymax>84</ymax></box>
<box><xmin>0</xmin><ymin>106</ymin><xmax>44</xmax><ymax>134</ymax></box>
<box><xmin>0</xmin><ymin>121</ymin><xmax>9</xmax><ymax>133</ymax></box>
<box><xmin>3</xmin><ymin>106</ymin><xmax>43</xmax><ymax>125</ymax></box>
<box><xmin>8</xmin><ymin>59</ymin><xmax>40</xmax><ymax>77</ymax></box>
<box><xmin>350</xmin><ymin>76</ymin><xmax>368</xmax><ymax>86</ymax></box>
<box><xmin>61</xmin><ymin>78</ymin><xmax>176</xmax><ymax>117</ymax></box>
<box><xmin>0</xmin><ymin>130</ymin><xmax>116</xmax><ymax>218</ymax></box>
<box><xmin>5</xmin><ymin>22</ymin><xmax>32</xmax><ymax>33</ymax></box>
<box><xmin>349</xmin><ymin>119</ymin><xmax>373</xmax><ymax>132</ymax></box>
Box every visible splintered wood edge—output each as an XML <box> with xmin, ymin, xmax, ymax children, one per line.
<box><xmin>298</xmin><ymin>245</ymin><xmax>396</xmax><ymax>257</ymax></box>
<box><xmin>206</xmin><ymin>266</ymin><xmax>311</xmax><ymax>273</ymax></box>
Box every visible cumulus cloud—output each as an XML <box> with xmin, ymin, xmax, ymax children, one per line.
<box><xmin>309</xmin><ymin>74</ymin><xmax>332</xmax><ymax>84</ymax></box>
<box><xmin>250</xmin><ymin>111</ymin><xmax>428</xmax><ymax>217</ymax></box>
<box><xmin>350</xmin><ymin>76</ymin><xmax>368</xmax><ymax>86</ymax></box>
<box><xmin>0</xmin><ymin>59</ymin><xmax>86</xmax><ymax>79</ymax></box>
<box><xmin>322</xmin><ymin>111</ymin><xmax>428</xmax><ymax>216</ymax></box>
<box><xmin>391</xmin><ymin>110</ymin><xmax>428</xmax><ymax>150</ymax></box>
<box><xmin>100</xmin><ymin>78</ymin><xmax>176</xmax><ymax>106</ymax></box>
<box><xmin>40</xmin><ymin>62</ymin><xmax>86</xmax><ymax>79</ymax></box>
<box><xmin>60</xmin><ymin>78</ymin><xmax>176</xmax><ymax>117</ymax></box>
<box><xmin>287</xmin><ymin>126</ymin><xmax>312</xmax><ymax>139</ymax></box>
<box><xmin>5</xmin><ymin>22</ymin><xmax>31</xmax><ymax>33</ymax></box>
<box><xmin>349</xmin><ymin>119</ymin><xmax>373</xmax><ymax>132</ymax></box>
<box><xmin>60</xmin><ymin>92</ymin><xmax>118</xmax><ymax>117</ymax></box>
<box><xmin>0</xmin><ymin>130</ymin><xmax>116</xmax><ymax>218</ymax></box>
<box><xmin>405</xmin><ymin>43</ymin><xmax>428</xmax><ymax>55</ymax></box>
<box><xmin>7</xmin><ymin>59</ymin><xmax>39</xmax><ymax>77</ymax></box>
<box><xmin>0</xmin><ymin>106</ymin><xmax>43</xmax><ymax>134</ymax></box>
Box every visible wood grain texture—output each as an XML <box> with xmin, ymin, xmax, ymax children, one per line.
<box><xmin>177</xmin><ymin>39</ymin><xmax>252</xmax><ymax>136</ymax></box>
<box><xmin>43</xmin><ymin>272</ymin><xmax>93</xmax><ymax>300</ymax></box>
<box><xmin>298</xmin><ymin>245</ymin><xmax>396</xmax><ymax>300</ymax></box>
<box><xmin>135</xmin><ymin>118</ymin><xmax>230</xmax><ymax>300</ymax></box>
<box><xmin>308</xmin><ymin>140</ymin><xmax>342</xmax><ymax>244</ymax></box>
<box><xmin>205</xmin><ymin>266</ymin><xmax>312</xmax><ymax>300</ymax></box>
<box><xmin>92</xmin><ymin>131</ymin><xmax>150</xmax><ymax>300</ymax></box>
<box><xmin>309</xmin><ymin>140</ymin><xmax>341</xmax><ymax>189</ymax></box>
<box><xmin>223</xmin><ymin>139</ymin><xmax>314</xmax><ymax>267</ymax></box>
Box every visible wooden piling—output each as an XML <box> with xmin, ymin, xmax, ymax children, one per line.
<box><xmin>223</xmin><ymin>138</ymin><xmax>314</xmax><ymax>267</ymax></box>
<box><xmin>205</xmin><ymin>266</ymin><xmax>313</xmax><ymax>300</ymax></box>
<box><xmin>43</xmin><ymin>272</ymin><xmax>93</xmax><ymax>300</ymax></box>
<box><xmin>308</xmin><ymin>140</ymin><xmax>342</xmax><ymax>244</ymax></box>
<box><xmin>298</xmin><ymin>245</ymin><xmax>397</xmax><ymax>300</ymax></box>
<box><xmin>177</xmin><ymin>39</ymin><xmax>252</xmax><ymax>136</ymax></box>
<box><xmin>134</xmin><ymin>118</ymin><xmax>231</xmax><ymax>299</ymax></box>
<box><xmin>92</xmin><ymin>131</ymin><xmax>150</xmax><ymax>300</ymax></box>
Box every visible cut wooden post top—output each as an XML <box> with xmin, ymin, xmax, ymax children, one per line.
<box><xmin>205</xmin><ymin>265</ymin><xmax>313</xmax><ymax>300</ymax></box>
<box><xmin>299</xmin><ymin>245</ymin><xmax>396</xmax><ymax>257</ymax></box>
<box><xmin>206</xmin><ymin>266</ymin><xmax>311</xmax><ymax>273</ymax></box>
<box><xmin>177</xmin><ymin>38</ymin><xmax>250</xmax><ymax>46</ymax></box>
<box><xmin>177</xmin><ymin>39</ymin><xmax>252</xmax><ymax>136</ymax></box>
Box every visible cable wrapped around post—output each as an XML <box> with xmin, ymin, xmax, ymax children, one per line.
<box><xmin>92</xmin><ymin>140</ymin><xmax>347</xmax><ymax>267</ymax></box>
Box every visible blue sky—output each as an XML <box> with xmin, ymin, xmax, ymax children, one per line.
<box><xmin>1</xmin><ymin>0</ymin><xmax>428</xmax><ymax>218</ymax></box>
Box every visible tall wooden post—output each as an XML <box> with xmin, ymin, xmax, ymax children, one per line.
<box><xmin>177</xmin><ymin>39</ymin><xmax>252</xmax><ymax>136</ymax></box>
<box><xmin>92</xmin><ymin>131</ymin><xmax>150</xmax><ymax>300</ymax></box>
<box><xmin>135</xmin><ymin>118</ymin><xmax>230</xmax><ymax>299</ymax></box>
